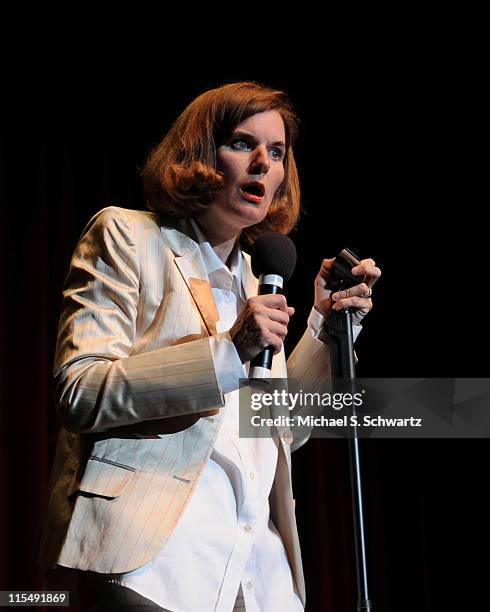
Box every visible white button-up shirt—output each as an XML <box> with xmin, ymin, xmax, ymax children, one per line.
<box><xmin>116</xmin><ymin>222</ymin><xmax>304</xmax><ymax>612</ymax></box>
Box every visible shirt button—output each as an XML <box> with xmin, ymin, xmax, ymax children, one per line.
<box><xmin>244</xmin><ymin>524</ymin><xmax>253</xmax><ymax>533</ymax></box>
<box><xmin>245</xmin><ymin>581</ymin><xmax>253</xmax><ymax>590</ymax></box>
<box><xmin>249</xmin><ymin>472</ymin><xmax>255</xmax><ymax>480</ymax></box>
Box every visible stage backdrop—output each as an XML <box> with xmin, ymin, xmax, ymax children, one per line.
<box><xmin>1</xmin><ymin>64</ymin><xmax>486</xmax><ymax>611</ymax></box>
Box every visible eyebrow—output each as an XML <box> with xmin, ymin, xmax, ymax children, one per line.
<box><xmin>231</xmin><ymin>130</ymin><xmax>286</xmax><ymax>148</ymax></box>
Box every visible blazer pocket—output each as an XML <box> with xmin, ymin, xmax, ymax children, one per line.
<box><xmin>76</xmin><ymin>456</ymin><xmax>136</xmax><ymax>498</ymax></box>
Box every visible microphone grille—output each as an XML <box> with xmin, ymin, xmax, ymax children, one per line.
<box><xmin>250</xmin><ymin>233</ymin><xmax>297</xmax><ymax>281</ymax></box>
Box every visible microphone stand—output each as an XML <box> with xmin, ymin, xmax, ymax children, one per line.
<box><xmin>325</xmin><ymin>305</ymin><xmax>373</xmax><ymax>612</ymax></box>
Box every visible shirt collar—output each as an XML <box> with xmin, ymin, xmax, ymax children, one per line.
<box><xmin>189</xmin><ymin>219</ymin><xmax>246</xmax><ymax>299</ymax></box>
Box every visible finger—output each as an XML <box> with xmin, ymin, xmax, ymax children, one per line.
<box><xmin>332</xmin><ymin>283</ymin><xmax>371</xmax><ymax>300</ymax></box>
<box><xmin>260</xmin><ymin>330</ymin><xmax>284</xmax><ymax>354</ymax></box>
<box><xmin>321</xmin><ymin>257</ymin><xmax>335</xmax><ymax>269</ymax></box>
<box><xmin>352</xmin><ymin>261</ymin><xmax>381</xmax><ymax>284</ymax></box>
<box><xmin>319</xmin><ymin>258</ymin><xmax>335</xmax><ymax>280</ymax></box>
<box><xmin>357</xmin><ymin>266</ymin><xmax>381</xmax><ymax>284</ymax></box>
<box><xmin>331</xmin><ymin>296</ymin><xmax>373</xmax><ymax>311</ymax></box>
<box><xmin>254</xmin><ymin>294</ymin><xmax>289</xmax><ymax>312</ymax></box>
<box><xmin>267</xmin><ymin>320</ymin><xmax>289</xmax><ymax>340</ymax></box>
<box><xmin>272</xmin><ymin>343</ymin><xmax>283</xmax><ymax>356</ymax></box>
<box><xmin>353</xmin><ymin>258</ymin><xmax>376</xmax><ymax>270</ymax></box>
<box><xmin>351</xmin><ymin>259</ymin><xmax>376</xmax><ymax>278</ymax></box>
<box><xmin>258</xmin><ymin>308</ymin><xmax>290</xmax><ymax>326</ymax></box>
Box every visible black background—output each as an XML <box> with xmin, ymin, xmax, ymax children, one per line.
<box><xmin>1</xmin><ymin>32</ymin><xmax>487</xmax><ymax>611</ymax></box>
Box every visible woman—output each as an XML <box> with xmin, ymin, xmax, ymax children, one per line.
<box><xmin>40</xmin><ymin>82</ymin><xmax>381</xmax><ymax>611</ymax></box>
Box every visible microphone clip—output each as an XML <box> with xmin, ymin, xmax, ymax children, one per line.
<box><xmin>331</xmin><ymin>247</ymin><xmax>362</xmax><ymax>291</ymax></box>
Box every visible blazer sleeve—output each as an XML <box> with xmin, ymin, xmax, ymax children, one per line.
<box><xmin>286</xmin><ymin>326</ymin><xmax>332</xmax><ymax>452</ymax></box>
<box><xmin>53</xmin><ymin>207</ymin><xmax>224</xmax><ymax>434</ymax></box>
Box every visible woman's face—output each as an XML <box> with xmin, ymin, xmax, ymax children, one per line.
<box><xmin>204</xmin><ymin>110</ymin><xmax>286</xmax><ymax>238</ymax></box>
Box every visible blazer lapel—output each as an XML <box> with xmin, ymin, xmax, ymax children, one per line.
<box><xmin>161</xmin><ymin>225</ymin><xmax>219</xmax><ymax>336</ymax></box>
<box><xmin>241</xmin><ymin>251</ymin><xmax>259</xmax><ymax>299</ymax></box>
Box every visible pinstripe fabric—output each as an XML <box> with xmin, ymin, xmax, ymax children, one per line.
<box><xmin>39</xmin><ymin>206</ymin><xmax>331</xmax><ymax>608</ymax></box>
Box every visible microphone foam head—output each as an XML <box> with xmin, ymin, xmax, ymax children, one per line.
<box><xmin>250</xmin><ymin>233</ymin><xmax>297</xmax><ymax>281</ymax></box>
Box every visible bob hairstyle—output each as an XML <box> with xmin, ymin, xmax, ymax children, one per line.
<box><xmin>141</xmin><ymin>81</ymin><xmax>301</xmax><ymax>245</ymax></box>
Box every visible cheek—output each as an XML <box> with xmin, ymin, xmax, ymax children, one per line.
<box><xmin>271</xmin><ymin>169</ymin><xmax>285</xmax><ymax>196</ymax></box>
<box><xmin>221</xmin><ymin>172</ymin><xmax>241</xmax><ymax>195</ymax></box>
<box><xmin>217</xmin><ymin>155</ymin><xmax>242</xmax><ymax>186</ymax></box>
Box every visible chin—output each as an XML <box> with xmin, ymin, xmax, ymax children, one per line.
<box><xmin>234</xmin><ymin>202</ymin><xmax>269</xmax><ymax>226</ymax></box>
<box><xmin>235</xmin><ymin>213</ymin><xmax>267</xmax><ymax>232</ymax></box>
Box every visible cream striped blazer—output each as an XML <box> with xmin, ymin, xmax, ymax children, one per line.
<box><xmin>38</xmin><ymin>206</ymin><xmax>331</xmax><ymax>607</ymax></box>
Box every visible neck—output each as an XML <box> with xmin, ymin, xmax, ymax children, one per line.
<box><xmin>213</xmin><ymin>238</ymin><xmax>238</xmax><ymax>266</ymax></box>
<box><xmin>194</xmin><ymin>217</ymin><xmax>240</xmax><ymax>265</ymax></box>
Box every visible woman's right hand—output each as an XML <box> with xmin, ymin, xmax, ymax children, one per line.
<box><xmin>229</xmin><ymin>294</ymin><xmax>295</xmax><ymax>363</ymax></box>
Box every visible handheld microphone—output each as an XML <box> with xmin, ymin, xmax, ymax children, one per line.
<box><xmin>249</xmin><ymin>233</ymin><xmax>297</xmax><ymax>382</ymax></box>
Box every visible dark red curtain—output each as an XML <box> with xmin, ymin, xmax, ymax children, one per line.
<box><xmin>1</xmin><ymin>68</ymin><xmax>486</xmax><ymax>611</ymax></box>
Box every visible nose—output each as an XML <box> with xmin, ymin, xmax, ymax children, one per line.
<box><xmin>248</xmin><ymin>146</ymin><xmax>270</xmax><ymax>175</ymax></box>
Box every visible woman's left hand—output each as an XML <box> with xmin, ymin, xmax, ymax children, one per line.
<box><xmin>314</xmin><ymin>257</ymin><xmax>382</xmax><ymax>325</ymax></box>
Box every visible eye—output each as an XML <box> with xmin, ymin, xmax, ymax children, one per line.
<box><xmin>230</xmin><ymin>138</ymin><xmax>252</xmax><ymax>151</ymax></box>
<box><xmin>269</xmin><ymin>147</ymin><xmax>284</xmax><ymax>161</ymax></box>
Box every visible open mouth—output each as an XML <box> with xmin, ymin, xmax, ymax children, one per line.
<box><xmin>240</xmin><ymin>182</ymin><xmax>265</xmax><ymax>203</ymax></box>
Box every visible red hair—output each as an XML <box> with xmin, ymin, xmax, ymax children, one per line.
<box><xmin>141</xmin><ymin>81</ymin><xmax>301</xmax><ymax>245</ymax></box>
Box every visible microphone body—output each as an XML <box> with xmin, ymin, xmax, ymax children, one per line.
<box><xmin>248</xmin><ymin>232</ymin><xmax>297</xmax><ymax>382</ymax></box>
<box><xmin>249</xmin><ymin>274</ymin><xmax>283</xmax><ymax>381</ymax></box>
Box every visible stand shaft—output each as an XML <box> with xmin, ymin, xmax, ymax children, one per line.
<box><xmin>327</xmin><ymin>309</ymin><xmax>373</xmax><ymax>611</ymax></box>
